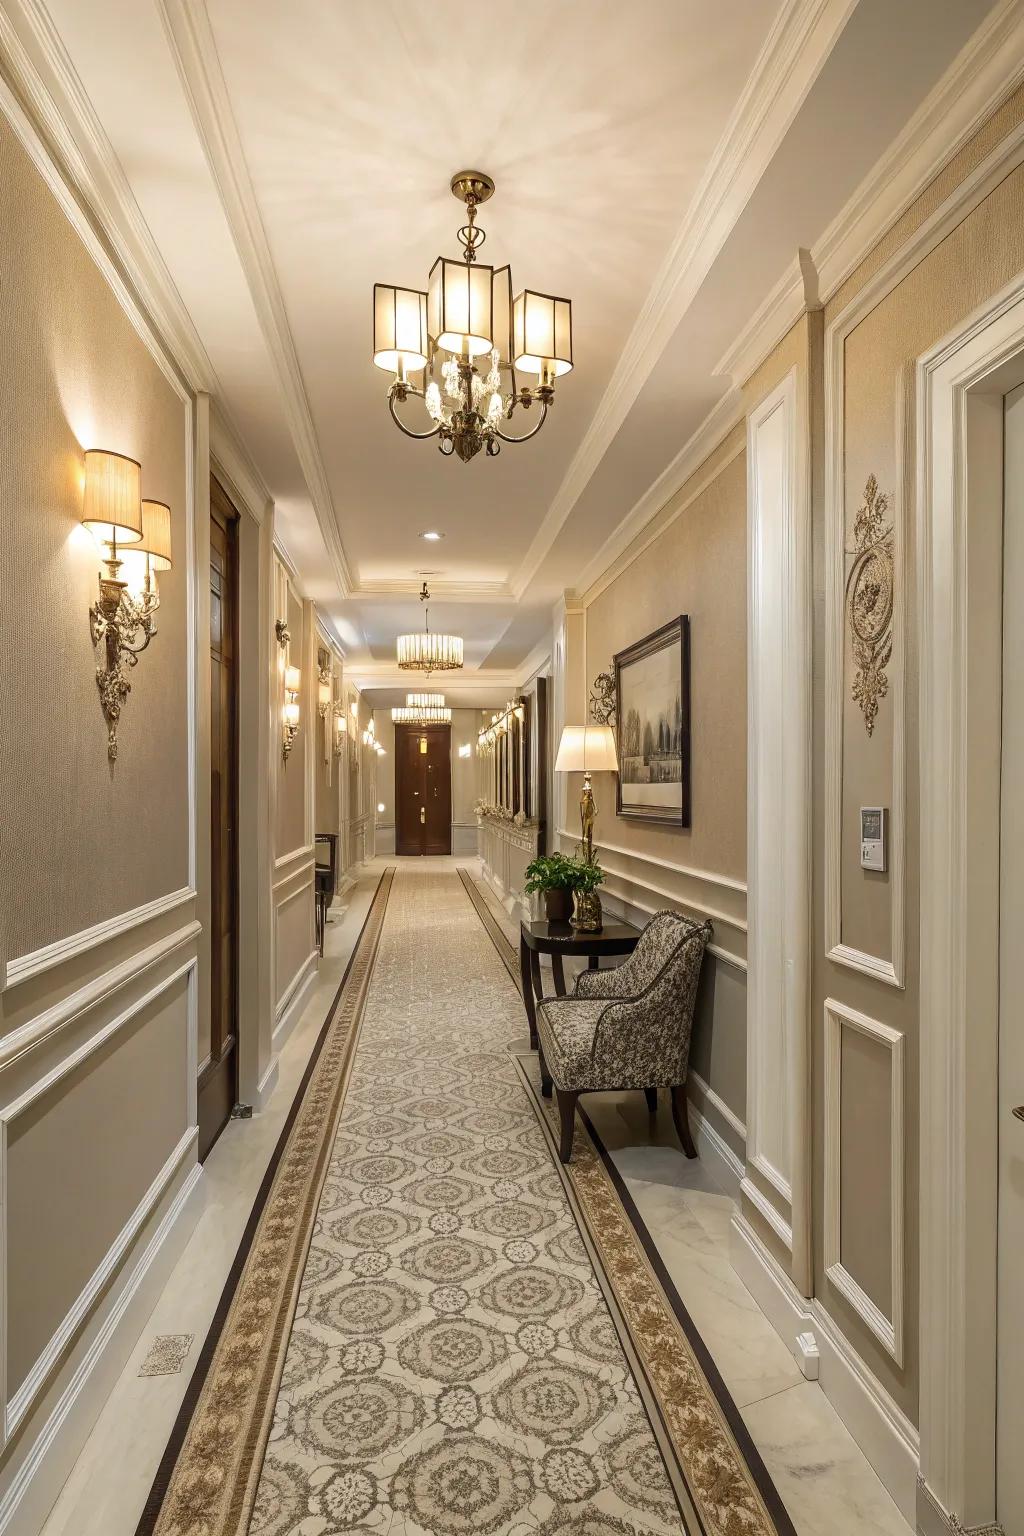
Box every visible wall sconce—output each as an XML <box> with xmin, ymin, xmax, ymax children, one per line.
<box><xmin>317</xmin><ymin>647</ymin><xmax>332</xmax><ymax>718</ymax></box>
<box><xmin>82</xmin><ymin>451</ymin><xmax>173</xmax><ymax>761</ymax></box>
<box><xmin>283</xmin><ymin>664</ymin><xmax>301</xmax><ymax>758</ymax></box>
<box><xmin>458</xmin><ymin>742</ymin><xmax>472</xmax><ymax>758</ymax></box>
<box><xmin>332</xmin><ymin>705</ymin><xmax>347</xmax><ymax>758</ymax></box>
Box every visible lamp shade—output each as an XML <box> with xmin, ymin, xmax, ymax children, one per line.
<box><xmin>428</xmin><ymin>258</ymin><xmax>493</xmax><ymax>356</ymax></box>
<box><xmin>82</xmin><ymin>449</ymin><xmax>143</xmax><ymax>545</ymax></box>
<box><xmin>138</xmin><ymin>500</ymin><xmax>173</xmax><ymax>569</ymax></box>
<box><xmin>373</xmin><ymin>284</ymin><xmax>428</xmax><ymax>372</ymax></box>
<box><xmin>406</xmin><ymin>691</ymin><xmax>445</xmax><ymax>708</ymax></box>
<box><xmin>491</xmin><ymin>265</ymin><xmax>514</xmax><ymax>370</ymax></box>
<box><xmin>284</xmin><ymin>665</ymin><xmax>301</xmax><ymax>694</ymax></box>
<box><xmin>554</xmin><ymin>725</ymin><xmax>618</xmax><ymax>774</ymax></box>
<box><xmin>512</xmin><ymin>290</ymin><xmax>573</xmax><ymax>377</ymax></box>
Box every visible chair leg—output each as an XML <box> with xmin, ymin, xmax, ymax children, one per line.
<box><xmin>671</xmin><ymin>1085</ymin><xmax>697</xmax><ymax>1159</ymax></box>
<box><xmin>644</xmin><ymin>1086</ymin><xmax>658</xmax><ymax>1115</ymax></box>
<box><xmin>538</xmin><ymin>1040</ymin><xmax>553</xmax><ymax>1099</ymax></box>
<box><xmin>556</xmin><ymin>1088</ymin><xmax>579</xmax><ymax>1164</ymax></box>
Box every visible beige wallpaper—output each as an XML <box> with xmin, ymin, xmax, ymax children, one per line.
<box><xmin>584</xmin><ymin>434</ymin><xmax>747</xmax><ymax>881</ymax></box>
<box><xmin>0</xmin><ymin>115</ymin><xmax>190</xmax><ymax>967</ymax></box>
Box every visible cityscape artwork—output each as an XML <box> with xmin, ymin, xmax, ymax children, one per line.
<box><xmin>614</xmin><ymin>615</ymin><xmax>691</xmax><ymax>826</ymax></box>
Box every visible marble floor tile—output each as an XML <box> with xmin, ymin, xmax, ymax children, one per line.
<box><xmin>743</xmin><ymin>1382</ymin><xmax>913</xmax><ymax>1536</ymax></box>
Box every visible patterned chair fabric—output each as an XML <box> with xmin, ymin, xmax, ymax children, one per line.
<box><xmin>536</xmin><ymin>912</ymin><xmax>712</xmax><ymax>1094</ymax></box>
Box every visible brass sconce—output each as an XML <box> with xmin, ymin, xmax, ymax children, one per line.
<box><xmin>282</xmin><ymin>664</ymin><xmax>301</xmax><ymax>758</ymax></box>
<box><xmin>275</xmin><ymin>616</ymin><xmax>290</xmax><ymax>647</ymax></box>
<box><xmin>332</xmin><ymin>704</ymin><xmax>347</xmax><ymax>758</ymax></box>
<box><xmin>317</xmin><ymin>648</ymin><xmax>333</xmax><ymax>719</ymax></box>
<box><xmin>82</xmin><ymin>450</ymin><xmax>173</xmax><ymax>761</ymax></box>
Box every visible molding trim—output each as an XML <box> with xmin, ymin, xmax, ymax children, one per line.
<box><xmin>210</xmin><ymin>400</ymin><xmax>272</xmax><ymax>526</ymax></box>
<box><xmin>0</xmin><ymin>957</ymin><xmax>198</xmax><ymax>1448</ymax></box>
<box><xmin>813</xmin><ymin>0</ymin><xmax>1024</xmax><ymax>304</ymax></box>
<box><xmin>3</xmin><ymin>888</ymin><xmax>195</xmax><ymax>992</ymax></box>
<box><xmin>739</xmin><ymin>1176</ymin><xmax>793</xmax><ymax>1251</ymax></box>
<box><xmin>272</xmin><ymin>948</ymin><xmax>318</xmax><ymax>1052</ymax></box>
<box><xmin>574</xmin><ymin>388</ymin><xmax>744</xmax><ymax>603</ymax></box>
<box><xmin>274</xmin><ymin>842</ymin><xmax>315</xmax><ymax>875</ymax></box>
<box><xmin>687</xmin><ymin>1066</ymin><xmax>747</xmax><ymax>1144</ymax></box>
<box><xmin>824</xmin><ymin>103</ymin><xmax>1024</xmax><ymax>992</ymax></box>
<box><xmin>158</xmin><ymin>0</ymin><xmax>353</xmax><ymax>597</ymax></box>
<box><xmin>916</xmin><ymin>270</ymin><xmax>1024</xmax><ymax>1528</ymax></box>
<box><xmin>730</xmin><ymin>1212</ymin><xmax>919</xmax><ymax>1523</ymax></box>
<box><xmin>823</xmin><ymin>998</ymin><xmax>905</xmax><ymax>1365</ymax></box>
<box><xmin>714</xmin><ymin>248</ymin><xmax>820</xmax><ymax>387</ymax></box>
<box><xmin>554</xmin><ymin>828</ymin><xmax>746</xmax><ymax>897</ymax></box>
<box><xmin>745</xmin><ymin>366</ymin><xmax>811</xmax><ymax>1281</ymax></box>
<box><xmin>0</xmin><ymin>921</ymin><xmax>201</xmax><ymax>1080</ymax></box>
<box><xmin>686</xmin><ymin>1092</ymin><xmax>744</xmax><ymax>1199</ymax></box>
<box><xmin>0</xmin><ymin>1158</ymin><xmax>203</xmax><ymax>1536</ymax></box>
<box><xmin>509</xmin><ymin>0</ymin><xmax>855</xmax><ymax>602</ymax></box>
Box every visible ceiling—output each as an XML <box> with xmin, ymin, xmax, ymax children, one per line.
<box><xmin>22</xmin><ymin>0</ymin><xmax>999</xmax><ymax>704</ymax></box>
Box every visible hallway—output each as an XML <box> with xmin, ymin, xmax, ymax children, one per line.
<box><xmin>42</xmin><ymin>861</ymin><xmax>909</xmax><ymax>1536</ymax></box>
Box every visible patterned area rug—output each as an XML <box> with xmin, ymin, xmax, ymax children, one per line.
<box><xmin>138</xmin><ymin>867</ymin><xmax>794</xmax><ymax>1536</ymax></box>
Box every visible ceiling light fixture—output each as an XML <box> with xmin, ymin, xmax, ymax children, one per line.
<box><xmin>421</xmin><ymin>530</ymin><xmax>444</xmax><ymax>541</ymax></box>
<box><xmin>372</xmin><ymin>171</ymin><xmax>573</xmax><ymax>463</ymax></box>
<box><xmin>396</xmin><ymin>581</ymin><xmax>463</xmax><ymax>675</ymax></box>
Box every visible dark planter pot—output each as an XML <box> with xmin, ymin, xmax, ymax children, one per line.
<box><xmin>543</xmin><ymin>887</ymin><xmax>573</xmax><ymax>922</ymax></box>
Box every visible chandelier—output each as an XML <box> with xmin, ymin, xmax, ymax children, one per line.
<box><xmin>396</xmin><ymin>582</ymin><xmax>464</xmax><ymax>674</ymax></box>
<box><xmin>392</xmin><ymin>690</ymin><xmax>452</xmax><ymax>724</ymax></box>
<box><xmin>372</xmin><ymin>171</ymin><xmax>574</xmax><ymax>463</ymax></box>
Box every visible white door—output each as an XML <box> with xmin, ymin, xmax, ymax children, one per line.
<box><xmin>998</xmin><ymin>381</ymin><xmax>1024</xmax><ymax>1531</ymax></box>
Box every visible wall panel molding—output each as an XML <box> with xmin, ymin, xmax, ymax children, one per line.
<box><xmin>0</xmin><ymin>959</ymin><xmax>198</xmax><ymax>1448</ymax></box>
<box><xmin>745</xmin><ymin>367</ymin><xmax>811</xmax><ymax>1280</ymax></box>
<box><xmin>3</xmin><ymin>890</ymin><xmax>196</xmax><ymax>993</ymax></box>
<box><xmin>688</xmin><ymin>1067</ymin><xmax>747</xmax><ymax>1142</ymax></box>
<box><xmin>823</xmin><ymin>998</ymin><xmax>905</xmax><ymax>1364</ymax></box>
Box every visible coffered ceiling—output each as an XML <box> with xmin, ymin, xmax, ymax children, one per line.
<box><xmin>11</xmin><ymin>0</ymin><xmax>999</xmax><ymax>701</ymax></box>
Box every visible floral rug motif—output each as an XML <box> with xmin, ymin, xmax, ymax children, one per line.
<box><xmin>139</xmin><ymin>868</ymin><xmax>792</xmax><ymax>1536</ymax></box>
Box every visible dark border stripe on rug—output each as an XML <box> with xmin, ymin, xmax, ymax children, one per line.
<box><xmin>462</xmin><ymin>867</ymin><xmax>798</xmax><ymax>1536</ymax></box>
<box><xmin>135</xmin><ymin>867</ymin><xmax>395</xmax><ymax>1536</ymax></box>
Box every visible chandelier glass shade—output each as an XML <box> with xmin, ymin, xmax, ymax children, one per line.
<box><xmin>372</xmin><ymin>171</ymin><xmax>574</xmax><ymax>463</ymax></box>
<box><xmin>391</xmin><ymin>705</ymin><xmax>452</xmax><ymax>724</ymax></box>
<box><xmin>406</xmin><ymin>691</ymin><xmax>445</xmax><ymax>708</ymax></box>
<box><xmin>396</xmin><ymin>582</ymin><xmax>463</xmax><ymax>674</ymax></box>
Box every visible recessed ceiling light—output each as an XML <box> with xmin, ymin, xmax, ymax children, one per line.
<box><xmin>420</xmin><ymin>530</ymin><xmax>444</xmax><ymax>541</ymax></box>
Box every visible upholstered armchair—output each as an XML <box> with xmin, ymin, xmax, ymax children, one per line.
<box><xmin>536</xmin><ymin>911</ymin><xmax>712</xmax><ymax>1163</ymax></box>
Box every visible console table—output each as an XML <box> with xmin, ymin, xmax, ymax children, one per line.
<box><xmin>519</xmin><ymin>917</ymin><xmax>640</xmax><ymax>1050</ymax></box>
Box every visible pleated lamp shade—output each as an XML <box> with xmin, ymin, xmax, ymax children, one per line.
<box><xmin>138</xmin><ymin>500</ymin><xmax>173</xmax><ymax>570</ymax></box>
<box><xmin>82</xmin><ymin>449</ymin><xmax>143</xmax><ymax>545</ymax></box>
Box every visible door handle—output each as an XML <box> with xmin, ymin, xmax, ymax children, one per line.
<box><xmin>1013</xmin><ymin>1106</ymin><xmax>1024</xmax><ymax>1123</ymax></box>
<box><xmin>420</xmin><ymin>807</ymin><xmax>425</xmax><ymax>824</ymax></box>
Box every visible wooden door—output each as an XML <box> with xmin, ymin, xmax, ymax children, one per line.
<box><xmin>395</xmin><ymin>724</ymin><xmax>451</xmax><ymax>855</ymax></box>
<box><xmin>200</xmin><ymin>478</ymin><xmax>240</xmax><ymax>1160</ymax></box>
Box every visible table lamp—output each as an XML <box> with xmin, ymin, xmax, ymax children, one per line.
<box><xmin>554</xmin><ymin>724</ymin><xmax>619</xmax><ymax>863</ymax></box>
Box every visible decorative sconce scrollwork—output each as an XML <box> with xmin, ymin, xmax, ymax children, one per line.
<box><xmin>275</xmin><ymin>617</ymin><xmax>291</xmax><ymax>648</ymax></box>
<box><xmin>81</xmin><ymin>451</ymin><xmax>173</xmax><ymax>761</ymax></box>
<box><xmin>317</xmin><ymin>647</ymin><xmax>333</xmax><ymax>719</ymax></box>
<box><xmin>282</xmin><ymin>665</ymin><xmax>301</xmax><ymax>758</ymax></box>
<box><xmin>332</xmin><ymin>703</ymin><xmax>347</xmax><ymax>758</ymax></box>
<box><xmin>846</xmin><ymin>474</ymin><xmax>894</xmax><ymax>737</ymax></box>
<box><xmin>589</xmin><ymin>668</ymin><xmax>617</xmax><ymax>727</ymax></box>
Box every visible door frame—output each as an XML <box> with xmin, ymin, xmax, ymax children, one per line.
<box><xmin>210</xmin><ymin>422</ymin><xmax>276</xmax><ymax>1110</ymax></box>
<box><xmin>395</xmin><ymin>723</ymin><xmax>452</xmax><ymax>855</ymax></box>
<box><xmin>917</xmin><ymin>273</ymin><xmax>1024</xmax><ymax>1535</ymax></box>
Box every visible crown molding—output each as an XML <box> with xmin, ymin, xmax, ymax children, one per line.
<box><xmin>515</xmin><ymin>639</ymin><xmax>553</xmax><ymax>688</ymax></box>
<box><xmin>349</xmin><ymin>663</ymin><xmax>528</xmax><ymax>693</ymax></box>
<box><xmin>508</xmin><ymin>0</ymin><xmax>856</xmax><ymax>603</ymax></box>
<box><xmin>713</xmin><ymin>250</ymin><xmax>820</xmax><ymax>388</ymax></box>
<box><xmin>210</xmin><ymin>399</ymin><xmax>272</xmax><ymax>524</ymax></box>
<box><xmin>158</xmin><ymin>0</ymin><xmax>354</xmax><ymax>598</ymax></box>
<box><xmin>573</xmin><ymin>384</ymin><xmax>744</xmax><ymax>605</ymax></box>
<box><xmin>0</xmin><ymin>0</ymin><xmax>216</xmax><ymax>395</ymax></box>
<box><xmin>812</xmin><ymin>0</ymin><xmax>1024</xmax><ymax>304</ymax></box>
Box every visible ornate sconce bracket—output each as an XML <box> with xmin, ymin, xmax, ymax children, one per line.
<box><xmin>846</xmin><ymin>474</ymin><xmax>894</xmax><ymax>737</ymax></box>
<box><xmin>89</xmin><ymin>576</ymin><xmax>159</xmax><ymax>761</ymax></box>
<box><xmin>589</xmin><ymin>669</ymin><xmax>617</xmax><ymax>727</ymax></box>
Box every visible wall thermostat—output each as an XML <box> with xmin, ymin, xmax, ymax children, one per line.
<box><xmin>860</xmin><ymin>807</ymin><xmax>887</xmax><ymax>872</ymax></box>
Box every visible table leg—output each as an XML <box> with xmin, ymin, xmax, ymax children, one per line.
<box><xmin>520</xmin><ymin>936</ymin><xmax>538</xmax><ymax>1050</ymax></box>
<box><xmin>551</xmin><ymin>954</ymin><xmax>567</xmax><ymax>996</ymax></box>
<box><xmin>587</xmin><ymin>955</ymin><xmax>599</xmax><ymax>971</ymax></box>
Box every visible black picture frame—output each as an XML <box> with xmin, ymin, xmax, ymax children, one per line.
<box><xmin>614</xmin><ymin>615</ymin><xmax>691</xmax><ymax>827</ymax></box>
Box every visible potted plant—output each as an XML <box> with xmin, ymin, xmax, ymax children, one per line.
<box><xmin>569</xmin><ymin>854</ymin><xmax>606</xmax><ymax>932</ymax></box>
<box><xmin>524</xmin><ymin>852</ymin><xmax>579</xmax><ymax>922</ymax></box>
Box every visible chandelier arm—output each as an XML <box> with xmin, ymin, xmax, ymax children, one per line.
<box><xmin>388</xmin><ymin>389</ymin><xmax>441</xmax><ymax>441</ymax></box>
<box><xmin>494</xmin><ymin>402</ymin><xmax>549</xmax><ymax>445</ymax></box>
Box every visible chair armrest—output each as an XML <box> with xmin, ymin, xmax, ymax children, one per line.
<box><xmin>573</xmin><ymin>962</ymin><xmax>637</xmax><ymax>1000</ymax></box>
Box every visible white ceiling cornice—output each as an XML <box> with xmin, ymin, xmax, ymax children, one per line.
<box><xmin>158</xmin><ymin>0</ymin><xmax>355</xmax><ymax>597</ymax></box>
<box><xmin>507</xmin><ymin>0</ymin><xmax>858</xmax><ymax>603</ymax></box>
<box><xmin>0</xmin><ymin>0</ymin><xmax>216</xmax><ymax>395</ymax></box>
<box><xmin>348</xmin><ymin>663</ymin><xmax>532</xmax><ymax>693</ymax></box>
<box><xmin>210</xmin><ymin>398</ymin><xmax>273</xmax><ymax>524</ymax></box>
<box><xmin>713</xmin><ymin>250</ymin><xmax>820</xmax><ymax>389</ymax></box>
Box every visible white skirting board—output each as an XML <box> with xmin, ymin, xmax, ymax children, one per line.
<box><xmin>255</xmin><ymin>1053</ymin><xmax>280</xmax><ymax>1110</ymax></box>
<box><xmin>730</xmin><ymin>1212</ymin><xmax>919</xmax><ymax>1524</ymax></box>
<box><xmin>0</xmin><ymin>1162</ymin><xmax>204</xmax><ymax>1536</ymax></box>
<box><xmin>272</xmin><ymin>950</ymin><xmax>318</xmax><ymax>1054</ymax></box>
<box><xmin>686</xmin><ymin>1094</ymin><xmax>744</xmax><ymax>1200</ymax></box>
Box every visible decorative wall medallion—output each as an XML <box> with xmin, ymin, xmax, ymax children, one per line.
<box><xmin>846</xmin><ymin>474</ymin><xmax>894</xmax><ymax>737</ymax></box>
<box><xmin>588</xmin><ymin>670</ymin><xmax>617</xmax><ymax>726</ymax></box>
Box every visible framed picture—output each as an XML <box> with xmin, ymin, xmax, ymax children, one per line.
<box><xmin>614</xmin><ymin>615</ymin><xmax>690</xmax><ymax>826</ymax></box>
